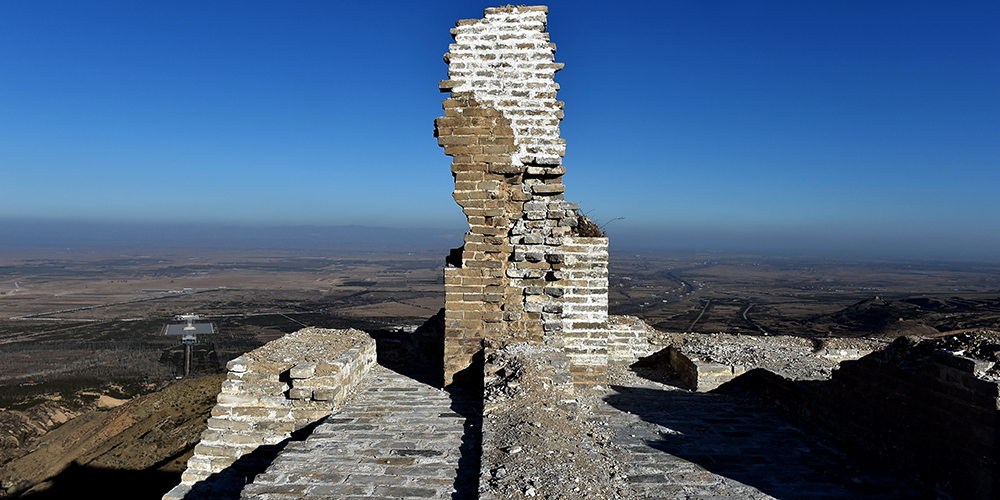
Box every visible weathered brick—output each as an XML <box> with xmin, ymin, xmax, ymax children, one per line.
<box><xmin>434</xmin><ymin>7</ymin><xmax>618</xmax><ymax>388</ymax></box>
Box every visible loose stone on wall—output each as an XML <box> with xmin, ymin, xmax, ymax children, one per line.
<box><xmin>162</xmin><ymin>328</ymin><xmax>377</xmax><ymax>500</ymax></box>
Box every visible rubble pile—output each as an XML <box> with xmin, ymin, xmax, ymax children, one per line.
<box><xmin>652</xmin><ymin>331</ymin><xmax>889</xmax><ymax>381</ymax></box>
<box><xmin>480</xmin><ymin>343</ymin><xmax>622</xmax><ymax>500</ymax></box>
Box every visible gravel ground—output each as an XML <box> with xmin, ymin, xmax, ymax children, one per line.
<box><xmin>242</xmin><ymin>327</ymin><xmax>368</xmax><ymax>364</ymax></box>
<box><xmin>475</xmin><ymin>331</ymin><xmax>894</xmax><ymax>500</ymax></box>
<box><xmin>480</xmin><ymin>344</ymin><xmax>622</xmax><ymax>500</ymax></box>
<box><xmin>477</xmin><ymin>327</ymin><xmax>999</xmax><ymax>499</ymax></box>
<box><xmin>649</xmin><ymin>331</ymin><xmax>891</xmax><ymax>380</ymax></box>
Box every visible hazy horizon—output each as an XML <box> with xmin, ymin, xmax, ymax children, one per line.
<box><xmin>2</xmin><ymin>218</ymin><xmax>997</xmax><ymax>263</ymax></box>
<box><xmin>1</xmin><ymin>2</ymin><xmax>997</xmax><ymax>263</ymax></box>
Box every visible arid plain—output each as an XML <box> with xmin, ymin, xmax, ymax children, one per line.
<box><xmin>0</xmin><ymin>248</ymin><xmax>999</xmax><ymax>498</ymax></box>
<box><xmin>609</xmin><ymin>253</ymin><xmax>1000</xmax><ymax>338</ymax></box>
<box><xmin>0</xmin><ymin>249</ymin><xmax>446</xmax><ymax>403</ymax></box>
<box><xmin>3</xmin><ymin>248</ymin><xmax>998</xmax><ymax>401</ymax></box>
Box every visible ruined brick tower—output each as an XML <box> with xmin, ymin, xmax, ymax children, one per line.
<box><xmin>436</xmin><ymin>6</ymin><xmax>611</xmax><ymax>387</ymax></box>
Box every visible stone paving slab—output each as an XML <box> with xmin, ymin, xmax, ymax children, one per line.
<box><xmin>592</xmin><ymin>377</ymin><xmax>931</xmax><ymax>499</ymax></box>
<box><xmin>237</xmin><ymin>361</ymin><xmax>930</xmax><ymax>500</ymax></box>
<box><xmin>240</xmin><ymin>365</ymin><xmax>477</xmax><ymax>500</ymax></box>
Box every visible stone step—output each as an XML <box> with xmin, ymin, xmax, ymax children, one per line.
<box><xmin>241</xmin><ymin>365</ymin><xmax>479</xmax><ymax>500</ymax></box>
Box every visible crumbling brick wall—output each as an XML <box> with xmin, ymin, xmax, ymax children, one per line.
<box><xmin>746</xmin><ymin>340</ymin><xmax>999</xmax><ymax>500</ymax></box>
<box><xmin>436</xmin><ymin>6</ymin><xmax>611</xmax><ymax>387</ymax></box>
<box><xmin>163</xmin><ymin>328</ymin><xmax>376</xmax><ymax>500</ymax></box>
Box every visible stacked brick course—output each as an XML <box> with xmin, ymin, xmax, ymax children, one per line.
<box><xmin>606</xmin><ymin>315</ymin><xmax>657</xmax><ymax>367</ymax></box>
<box><xmin>163</xmin><ymin>328</ymin><xmax>376</xmax><ymax>500</ymax></box>
<box><xmin>437</xmin><ymin>5</ymin><xmax>613</xmax><ymax>388</ymax></box>
<box><xmin>558</xmin><ymin>237</ymin><xmax>610</xmax><ymax>385</ymax></box>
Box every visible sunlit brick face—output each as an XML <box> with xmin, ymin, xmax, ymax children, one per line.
<box><xmin>436</xmin><ymin>6</ymin><xmax>610</xmax><ymax>387</ymax></box>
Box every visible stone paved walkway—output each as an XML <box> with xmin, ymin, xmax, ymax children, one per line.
<box><xmin>592</xmin><ymin>375</ymin><xmax>930</xmax><ymax>499</ymax></box>
<box><xmin>240</xmin><ymin>364</ymin><xmax>479</xmax><ymax>500</ymax></box>
<box><xmin>237</xmin><ymin>363</ymin><xmax>929</xmax><ymax>500</ymax></box>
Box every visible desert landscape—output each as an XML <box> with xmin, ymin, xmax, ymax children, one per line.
<box><xmin>4</xmin><ymin>248</ymin><xmax>999</xmax><ymax>402</ymax></box>
<box><xmin>0</xmin><ymin>248</ymin><xmax>446</xmax><ymax>400</ymax></box>
<box><xmin>609</xmin><ymin>253</ymin><xmax>1000</xmax><ymax>338</ymax></box>
<box><xmin>0</xmin><ymin>247</ymin><xmax>997</xmax><ymax>498</ymax></box>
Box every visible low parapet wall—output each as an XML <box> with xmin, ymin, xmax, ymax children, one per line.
<box><xmin>163</xmin><ymin>327</ymin><xmax>376</xmax><ymax>500</ymax></box>
<box><xmin>667</xmin><ymin>345</ymin><xmax>748</xmax><ymax>392</ymax></box>
<box><xmin>745</xmin><ymin>337</ymin><xmax>998</xmax><ymax>500</ymax></box>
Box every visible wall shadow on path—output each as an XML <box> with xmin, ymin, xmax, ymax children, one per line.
<box><xmin>604</xmin><ymin>380</ymin><xmax>930</xmax><ymax>500</ymax></box>
<box><xmin>174</xmin><ymin>309</ymin><xmax>478</xmax><ymax>500</ymax></box>
<box><xmin>375</xmin><ymin>309</ymin><xmax>483</xmax><ymax>500</ymax></box>
<box><xmin>373</xmin><ymin>309</ymin><xmax>445</xmax><ymax>389</ymax></box>
<box><xmin>177</xmin><ymin>419</ymin><xmax>325</xmax><ymax>500</ymax></box>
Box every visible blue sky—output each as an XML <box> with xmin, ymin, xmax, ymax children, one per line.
<box><xmin>1</xmin><ymin>1</ymin><xmax>998</xmax><ymax>259</ymax></box>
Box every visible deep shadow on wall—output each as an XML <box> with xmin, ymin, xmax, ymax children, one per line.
<box><xmin>718</xmin><ymin>336</ymin><xmax>999</xmax><ymax>500</ymax></box>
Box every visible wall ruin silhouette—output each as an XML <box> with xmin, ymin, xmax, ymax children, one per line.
<box><xmin>738</xmin><ymin>338</ymin><xmax>999</xmax><ymax>499</ymax></box>
<box><xmin>436</xmin><ymin>5</ymin><xmax>616</xmax><ymax>388</ymax></box>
